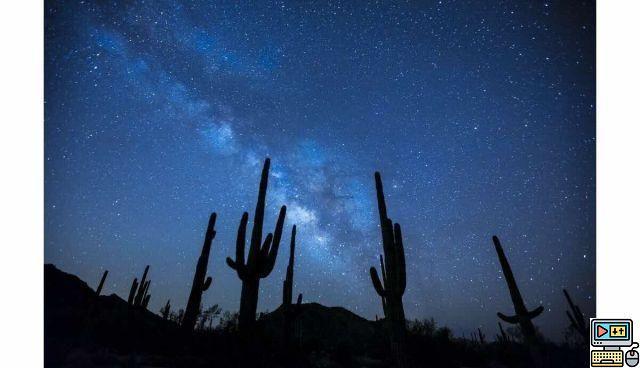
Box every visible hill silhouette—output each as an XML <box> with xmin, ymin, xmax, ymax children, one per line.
<box><xmin>45</xmin><ymin>264</ymin><xmax>586</xmax><ymax>367</ymax></box>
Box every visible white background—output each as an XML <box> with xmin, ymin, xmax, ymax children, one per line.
<box><xmin>0</xmin><ymin>1</ymin><xmax>638</xmax><ymax>366</ymax></box>
<box><xmin>597</xmin><ymin>1</ymin><xmax>640</xmax><ymax>319</ymax></box>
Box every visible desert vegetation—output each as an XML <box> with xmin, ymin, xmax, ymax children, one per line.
<box><xmin>44</xmin><ymin>158</ymin><xmax>589</xmax><ymax>368</ymax></box>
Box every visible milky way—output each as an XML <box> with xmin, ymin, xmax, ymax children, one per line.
<box><xmin>45</xmin><ymin>0</ymin><xmax>595</xmax><ymax>341</ymax></box>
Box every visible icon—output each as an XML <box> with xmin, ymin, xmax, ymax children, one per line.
<box><xmin>626</xmin><ymin>343</ymin><xmax>639</xmax><ymax>367</ymax></box>
<box><xmin>591</xmin><ymin>319</ymin><xmax>635</xmax><ymax>367</ymax></box>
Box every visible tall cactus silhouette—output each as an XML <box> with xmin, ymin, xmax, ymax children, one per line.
<box><xmin>226</xmin><ymin>158</ymin><xmax>287</xmax><ymax>334</ymax></box>
<box><xmin>369</xmin><ymin>172</ymin><xmax>407</xmax><ymax>366</ymax></box>
<box><xmin>96</xmin><ymin>270</ymin><xmax>108</xmax><ymax>296</ymax></box>
<box><xmin>563</xmin><ymin>288</ymin><xmax>588</xmax><ymax>340</ymax></box>
<box><xmin>182</xmin><ymin>213</ymin><xmax>217</xmax><ymax>331</ymax></box>
<box><xmin>283</xmin><ymin>225</ymin><xmax>303</xmax><ymax>348</ymax></box>
<box><xmin>492</xmin><ymin>236</ymin><xmax>543</xmax><ymax>342</ymax></box>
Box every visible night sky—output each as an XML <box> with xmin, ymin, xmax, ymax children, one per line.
<box><xmin>44</xmin><ymin>0</ymin><xmax>595</xmax><ymax>341</ymax></box>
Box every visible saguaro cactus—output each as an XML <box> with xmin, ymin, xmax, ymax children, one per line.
<box><xmin>96</xmin><ymin>270</ymin><xmax>108</xmax><ymax>296</ymax></box>
<box><xmin>492</xmin><ymin>236</ymin><xmax>543</xmax><ymax>342</ymax></box>
<box><xmin>226</xmin><ymin>158</ymin><xmax>287</xmax><ymax>334</ymax></box>
<box><xmin>563</xmin><ymin>288</ymin><xmax>588</xmax><ymax>340</ymax></box>
<box><xmin>182</xmin><ymin>213</ymin><xmax>217</xmax><ymax>331</ymax></box>
<box><xmin>283</xmin><ymin>225</ymin><xmax>303</xmax><ymax>347</ymax></box>
<box><xmin>127</xmin><ymin>266</ymin><xmax>151</xmax><ymax>307</ymax></box>
<box><xmin>369</xmin><ymin>172</ymin><xmax>407</xmax><ymax>365</ymax></box>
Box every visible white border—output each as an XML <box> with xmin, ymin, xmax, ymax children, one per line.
<box><xmin>0</xmin><ymin>1</ymin><xmax>44</xmax><ymax>366</ymax></box>
<box><xmin>1</xmin><ymin>0</ymin><xmax>639</xmax><ymax>364</ymax></box>
<box><xmin>597</xmin><ymin>1</ymin><xmax>640</xmax><ymax>318</ymax></box>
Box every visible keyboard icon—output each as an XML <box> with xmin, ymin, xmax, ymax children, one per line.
<box><xmin>591</xmin><ymin>350</ymin><xmax>623</xmax><ymax>367</ymax></box>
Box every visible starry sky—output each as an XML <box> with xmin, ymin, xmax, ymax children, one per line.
<box><xmin>44</xmin><ymin>0</ymin><xmax>595</xmax><ymax>341</ymax></box>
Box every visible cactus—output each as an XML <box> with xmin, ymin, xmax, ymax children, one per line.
<box><xmin>96</xmin><ymin>270</ymin><xmax>108</xmax><ymax>296</ymax></box>
<box><xmin>133</xmin><ymin>265</ymin><xmax>150</xmax><ymax>307</ymax></box>
<box><xmin>563</xmin><ymin>288</ymin><xmax>588</xmax><ymax>340</ymax></box>
<box><xmin>182</xmin><ymin>213</ymin><xmax>217</xmax><ymax>331</ymax></box>
<box><xmin>142</xmin><ymin>294</ymin><xmax>151</xmax><ymax>309</ymax></box>
<box><xmin>492</xmin><ymin>236</ymin><xmax>543</xmax><ymax>342</ymax></box>
<box><xmin>283</xmin><ymin>225</ymin><xmax>303</xmax><ymax>348</ymax></box>
<box><xmin>127</xmin><ymin>266</ymin><xmax>151</xmax><ymax>307</ymax></box>
<box><xmin>496</xmin><ymin>322</ymin><xmax>510</xmax><ymax>344</ymax></box>
<box><xmin>478</xmin><ymin>327</ymin><xmax>486</xmax><ymax>344</ymax></box>
<box><xmin>160</xmin><ymin>299</ymin><xmax>171</xmax><ymax>320</ymax></box>
<box><xmin>226</xmin><ymin>158</ymin><xmax>287</xmax><ymax>334</ymax></box>
<box><xmin>369</xmin><ymin>172</ymin><xmax>407</xmax><ymax>366</ymax></box>
<box><xmin>127</xmin><ymin>278</ymin><xmax>138</xmax><ymax>305</ymax></box>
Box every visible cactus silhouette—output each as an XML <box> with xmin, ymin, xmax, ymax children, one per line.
<box><xmin>492</xmin><ymin>236</ymin><xmax>543</xmax><ymax>342</ymax></box>
<box><xmin>127</xmin><ymin>278</ymin><xmax>138</xmax><ymax>305</ymax></box>
<box><xmin>142</xmin><ymin>293</ymin><xmax>151</xmax><ymax>309</ymax></box>
<box><xmin>369</xmin><ymin>172</ymin><xmax>407</xmax><ymax>366</ymax></box>
<box><xmin>563</xmin><ymin>288</ymin><xmax>588</xmax><ymax>340</ymax></box>
<box><xmin>182</xmin><ymin>213</ymin><xmax>217</xmax><ymax>331</ymax></box>
<box><xmin>478</xmin><ymin>327</ymin><xmax>486</xmax><ymax>344</ymax></box>
<box><xmin>134</xmin><ymin>266</ymin><xmax>150</xmax><ymax>307</ymax></box>
<box><xmin>496</xmin><ymin>322</ymin><xmax>510</xmax><ymax>344</ymax></box>
<box><xmin>283</xmin><ymin>225</ymin><xmax>303</xmax><ymax>348</ymax></box>
<box><xmin>226</xmin><ymin>158</ymin><xmax>287</xmax><ymax>334</ymax></box>
<box><xmin>160</xmin><ymin>299</ymin><xmax>171</xmax><ymax>320</ymax></box>
<box><xmin>96</xmin><ymin>270</ymin><xmax>108</xmax><ymax>296</ymax></box>
<box><xmin>127</xmin><ymin>266</ymin><xmax>151</xmax><ymax>307</ymax></box>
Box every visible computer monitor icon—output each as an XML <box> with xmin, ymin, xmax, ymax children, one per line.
<box><xmin>591</xmin><ymin>319</ymin><xmax>633</xmax><ymax>349</ymax></box>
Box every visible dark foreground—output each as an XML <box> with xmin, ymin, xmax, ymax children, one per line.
<box><xmin>45</xmin><ymin>264</ymin><xmax>587</xmax><ymax>368</ymax></box>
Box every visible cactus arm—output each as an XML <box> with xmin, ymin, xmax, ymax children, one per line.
<box><xmin>257</xmin><ymin>234</ymin><xmax>275</xmax><ymax>277</ymax></box>
<box><xmin>265</xmin><ymin>206</ymin><xmax>287</xmax><ymax>267</ymax></box>
<box><xmin>128</xmin><ymin>278</ymin><xmax>138</xmax><ymax>305</ymax></box>
<box><xmin>497</xmin><ymin>312</ymin><xmax>520</xmax><ymax>324</ymax></box>
<box><xmin>249</xmin><ymin>158</ymin><xmax>270</xmax><ymax>260</ymax></box>
<box><xmin>370</xmin><ymin>267</ymin><xmax>386</xmax><ymax>296</ymax></box>
<box><xmin>96</xmin><ymin>270</ymin><xmax>108</xmax><ymax>295</ymax></box>
<box><xmin>393</xmin><ymin>223</ymin><xmax>406</xmax><ymax>294</ymax></box>
<box><xmin>296</xmin><ymin>293</ymin><xmax>303</xmax><ymax>306</ymax></box>
<box><xmin>226</xmin><ymin>257</ymin><xmax>239</xmax><ymax>270</ymax></box>
<box><xmin>526</xmin><ymin>306</ymin><xmax>544</xmax><ymax>319</ymax></box>
<box><xmin>235</xmin><ymin>212</ymin><xmax>249</xmax><ymax>266</ymax></box>
<box><xmin>142</xmin><ymin>294</ymin><xmax>151</xmax><ymax>309</ymax></box>
<box><xmin>203</xmin><ymin>276</ymin><xmax>212</xmax><ymax>291</ymax></box>
<box><xmin>378</xmin><ymin>254</ymin><xmax>387</xmax><ymax>285</ymax></box>
<box><xmin>259</xmin><ymin>233</ymin><xmax>274</xmax><ymax>260</ymax></box>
